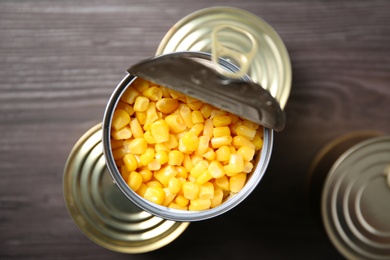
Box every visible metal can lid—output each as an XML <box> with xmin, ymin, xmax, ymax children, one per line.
<box><xmin>156</xmin><ymin>6</ymin><xmax>291</xmax><ymax>109</ymax></box>
<box><xmin>322</xmin><ymin>136</ymin><xmax>390</xmax><ymax>259</ymax></box>
<box><xmin>63</xmin><ymin>124</ymin><xmax>189</xmax><ymax>253</ymax></box>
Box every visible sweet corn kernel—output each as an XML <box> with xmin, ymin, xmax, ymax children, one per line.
<box><xmin>111</xmin><ymin>126</ymin><xmax>132</xmax><ymax>140</ymax></box>
<box><xmin>168</xmin><ymin>89</ymin><xmax>186</xmax><ymax>101</ymax></box>
<box><xmin>176</xmin><ymin>166</ymin><xmax>188</xmax><ymax>179</ymax></box>
<box><xmin>146</xmin><ymin>180</ymin><xmax>163</xmax><ymax>188</ymax></box>
<box><xmin>132</xmin><ymin>78</ymin><xmax>150</xmax><ymax>92</ymax></box>
<box><xmin>136</xmin><ymin>183</ymin><xmax>147</xmax><ymax>197</ymax></box>
<box><xmin>191</xmin><ymin>154</ymin><xmax>203</xmax><ymax>166</ymax></box>
<box><xmin>189</xmin><ymin>199</ymin><xmax>211</xmax><ymax>211</ymax></box>
<box><xmin>190</xmin><ymin>160</ymin><xmax>209</xmax><ymax>178</ymax></box>
<box><xmin>189</xmin><ymin>123</ymin><xmax>204</xmax><ymax>136</ymax></box>
<box><xmin>213</xmin><ymin>126</ymin><xmax>231</xmax><ymax>138</ymax></box>
<box><xmin>155</xmin><ymin>150</ymin><xmax>168</xmax><ymax>165</ymax></box>
<box><xmin>156</xmin><ymin>98</ymin><xmax>179</xmax><ymax>114</ymax></box>
<box><xmin>123</xmin><ymin>153</ymin><xmax>138</xmax><ymax>172</ymax></box>
<box><xmin>120</xmin><ymin>164</ymin><xmax>131</xmax><ymax>181</ymax></box>
<box><xmin>143</xmin><ymin>130</ymin><xmax>156</xmax><ymax>144</ymax></box>
<box><xmin>164</xmin><ymin>134</ymin><xmax>178</xmax><ymax>149</ymax></box>
<box><xmin>162</xmin><ymin>188</ymin><xmax>176</xmax><ymax>206</ymax></box>
<box><xmin>168</xmin><ymin>202</ymin><xmax>188</xmax><ymax>210</ymax></box>
<box><xmin>123</xmin><ymin>138</ymin><xmax>147</xmax><ymax>154</ymax></box>
<box><xmin>147</xmin><ymin>159</ymin><xmax>161</xmax><ymax>171</ymax></box>
<box><xmin>112</xmin><ymin>146</ymin><xmax>127</xmax><ymax>160</ymax></box>
<box><xmin>215</xmin><ymin>175</ymin><xmax>229</xmax><ymax>191</ymax></box>
<box><xmin>182</xmin><ymin>182</ymin><xmax>199</xmax><ymax>200</ymax></box>
<box><xmin>215</xmin><ymin>146</ymin><xmax>231</xmax><ymax>162</ymax></box>
<box><xmin>154</xmin><ymin>165</ymin><xmax>178</xmax><ymax>187</ymax></box>
<box><xmin>139</xmin><ymin>169</ymin><xmax>153</xmax><ymax>182</ymax></box>
<box><xmin>210</xmin><ymin>187</ymin><xmax>224</xmax><ymax>208</ymax></box>
<box><xmin>208</xmin><ymin>161</ymin><xmax>226</xmax><ymax>178</ymax></box>
<box><xmin>198</xmin><ymin>182</ymin><xmax>214</xmax><ymax>199</ymax></box>
<box><xmin>203</xmin><ymin>119</ymin><xmax>213</xmax><ymax>139</ymax></box>
<box><xmin>135</xmin><ymin>111</ymin><xmax>146</xmax><ymax>125</ymax></box>
<box><xmin>182</xmin><ymin>131</ymin><xmax>199</xmax><ymax>152</ymax></box>
<box><xmin>121</xmin><ymin>87</ymin><xmax>139</xmax><ymax>105</ymax></box>
<box><xmin>129</xmin><ymin>118</ymin><xmax>144</xmax><ymax>138</ymax></box>
<box><xmin>143</xmin><ymin>186</ymin><xmax>165</xmax><ymax>205</ymax></box>
<box><xmin>143</xmin><ymin>86</ymin><xmax>162</xmax><ymax>101</ymax></box>
<box><xmin>179</xmin><ymin>105</ymin><xmax>193</xmax><ymax>128</ymax></box>
<box><xmin>232</xmin><ymin>136</ymin><xmax>256</xmax><ymax>150</ymax></box>
<box><xmin>210</xmin><ymin>109</ymin><xmax>227</xmax><ymax>118</ymax></box>
<box><xmin>212</xmin><ymin>115</ymin><xmax>232</xmax><ymax>127</ymax></box>
<box><xmin>165</xmin><ymin>114</ymin><xmax>186</xmax><ymax>134</ymax></box>
<box><xmin>186</xmin><ymin>97</ymin><xmax>203</xmax><ymax>110</ymax></box>
<box><xmin>116</xmin><ymin>101</ymin><xmax>134</xmax><ymax>116</ymax></box>
<box><xmin>144</xmin><ymin>102</ymin><xmax>159</xmax><ymax>130</ymax></box>
<box><xmin>183</xmin><ymin>154</ymin><xmax>194</xmax><ymax>172</ymax></box>
<box><xmin>211</xmin><ymin>136</ymin><xmax>232</xmax><ymax>149</ymax></box>
<box><xmin>253</xmin><ymin>130</ymin><xmax>264</xmax><ymax>151</ymax></box>
<box><xmin>202</xmin><ymin>147</ymin><xmax>216</xmax><ymax>161</ymax></box>
<box><xmin>168</xmin><ymin>150</ymin><xmax>184</xmax><ymax>166</ymax></box>
<box><xmin>229</xmin><ymin>146</ymin><xmax>237</xmax><ymax>154</ymax></box>
<box><xmin>175</xmin><ymin>194</ymin><xmax>189</xmax><ymax>207</ymax></box>
<box><xmin>200</xmin><ymin>104</ymin><xmax>213</xmax><ymax>119</ymax></box>
<box><xmin>160</xmin><ymin>87</ymin><xmax>171</xmax><ymax>98</ymax></box>
<box><xmin>112</xmin><ymin>109</ymin><xmax>130</xmax><ymax>131</ymax></box>
<box><xmin>237</xmin><ymin>146</ymin><xmax>255</xmax><ymax>162</ymax></box>
<box><xmin>230</xmin><ymin>173</ymin><xmax>247</xmax><ymax>193</ymax></box>
<box><xmin>133</xmin><ymin>96</ymin><xmax>149</xmax><ymax>112</ymax></box>
<box><xmin>243</xmin><ymin>161</ymin><xmax>254</xmax><ymax>173</ymax></box>
<box><xmin>196</xmin><ymin>170</ymin><xmax>213</xmax><ymax>185</ymax></box>
<box><xmin>195</xmin><ymin>136</ymin><xmax>210</xmax><ymax>156</ymax></box>
<box><xmin>155</xmin><ymin>143</ymin><xmax>170</xmax><ymax>152</ymax></box>
<box><xmin>140</xmin><ymin>148</ymin><xmax>155</xmax><ymax>166</ymax></box>
<box><xmin>168</xmin><ymin>177</ymin><xmax>181</xmax><ymax>194</ymax></box>
<box><xmin>236</xmin><ymin>125</ymin><xmax>257</xmax><ymax>140</ymax></box>
<box><xmin>110</xmin><ymin>139</ymin><xmax>124</xmax><ymax>149</ymax></box>
<box><xmin>128</xmin><ymin>171</ymin><xmax>142</xmax><ymax>191</ymax></box>
<box><xmin>150</xmin><ymin>119</ymin><xmax>169</xmax><ymax>143</ymax></box>
<box><xmin>192</xmin><ymin>111</ymin><xmax>204</xmax><ymax>124</ymax></box>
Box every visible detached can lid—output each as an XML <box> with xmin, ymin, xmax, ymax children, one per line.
<box><xmin>322</xmin><ymin>136</ymin><xmax>390</xmax><ymax>259</ymax></box>
<box><xmin>63</xmin><ymin>124</ymin><xmax>189</xmax><ymax>253</ymax></box>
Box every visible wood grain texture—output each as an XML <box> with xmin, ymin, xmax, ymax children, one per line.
<box><xmin>1</xmin><ymin>0</ymin><xmax>389</xmax><ymax>259</ymax></box>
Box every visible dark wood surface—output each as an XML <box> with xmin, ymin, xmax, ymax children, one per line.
<box><xmin>1</xmin><ymin>1</ymin><xmax>389</xmax><ymax>259</ymax></box>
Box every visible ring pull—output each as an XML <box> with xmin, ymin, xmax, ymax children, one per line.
<box><xmin>211</xmin><ymin>25</ymin><xmax>258</xmax><ymax>79</ymax></box>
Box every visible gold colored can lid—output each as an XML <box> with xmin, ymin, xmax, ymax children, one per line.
<box><xmin>63</xmin><ymin>124</ymin><xmax>189</xmax><ymax>253</ymax></box>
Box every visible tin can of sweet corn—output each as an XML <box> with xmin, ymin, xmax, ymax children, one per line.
<box><xmin>307</xmin><ymin>132</ymin><xmax>390</xmax><ymax>259</ymax></box>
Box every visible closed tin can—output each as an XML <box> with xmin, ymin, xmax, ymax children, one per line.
<box><xmin>308</xmin><ymin>133</ymin><xmax>390</xmax><ymax>259</ymax></box>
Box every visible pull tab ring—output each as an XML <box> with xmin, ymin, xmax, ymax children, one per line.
<box><xmin>211</xmin><ymin>25</ymin><xmax>258</xmax><ymax>79</ymax></box>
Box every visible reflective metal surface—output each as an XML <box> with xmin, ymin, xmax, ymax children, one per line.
<box><xmin>322</xmin><ymin>136</ymin><xmax>390</xmax><ymax>259</ymax></box>
<box><xmin>63</xmin><ymin>124</ymin><xmax>189</xmax><ymax>253</ymax></box>
<box><xmin>156</xmin><ymin>6</ymin><xmax>291</xmax><ymax>109</ymax></box>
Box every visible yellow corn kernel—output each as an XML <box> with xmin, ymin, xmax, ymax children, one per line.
<box><xmin>143</xmin><ymin>186</ymin><xmax>165</xmax><ymax>205</ymax></box>
<box><xmin>243</xmin><ymin>119</ymin><xmax>259</xmax><ymax>129</ymax></box>
<box><xmin>183</xmin><ymin>154</ymin><xmax>194</xmax><ymax>172</ymax></box>
<box><xmin>236</xmin><ymin>125</ymin><xmax>257</xmax><ymax>140</ymax></box>
<box><xmin>111</xmin><ymin>126</ymin><xmax>132</xmax><ymax>140</ymax></box>
<box><xmin>232</xmin><ymin>136</ymin><xmax>256</xmax><ymax>150</ymax></box>
<box><xmin>146</xmin><ymin>180</ymin><xmax>163</xmax><ymax>188</ymax></box>
<box><xmin>168</xmin><ymin>202</ymin><xmax>188</xmax><ymax>210</ymax></box>
<box><xmin>189</xmin><ymin>123</ymin><xmax>204</xmax><ymax>136</ymax></box>
<box><xmin>116</xmin><ymin>101</ymin><xmax>134</xmax><ymax>116</ymax></box>
<box><xmin>191</xmin><ymin>154</ymin><xmax>203</xmax><ymax>166</ymax></box>
<box><xmin>129</xmin><ymin>118</ymin><xmax>143</xmax><ymax>138</ymax></box>
<box><xmin>147</xmin><ymin>159</ymin><xmax>161</xmax><ymax>171</ymax></box>
<box><xmin>123</xmin><ymin>138</ymin><xmax>147</xmax><ymax>154</ymax></box>
<box><xmin>215</xmin><ymin>145</ymin><xmax>231</xmax><ymax>162</ymax></box>
<box><xmin>168</xmin><ymin>89</ymin><xmax>186</xmax><ymax>101</ymax></box>
<box><xmin>120</xmin><ymin>87</ymin><xmax>139</xmax><ymax>105</ymax></box>
<box><xmin>215</xmin><ymin>175</ymin><xmax>229</xmax><ymax>191</ymax></box>
<box><xmin>140</xmin><ymin>148</ymin><xmax>155</xmax><ymax>166</ymax></box>
<box><xmin>203</xmin><ymin>119</ymin><xmax>213</xmax><ymax>138</ymax></box>
<box><xmin>176</xmin><ymin>166</ymin><xmax>188</xmax><ymax>179</ymax></box>
<box><xmin>228</xmin><ymin>154</ymin><xmax>244</xmax><ymax>174</ymax></box>
<box><xmin>165</xmin><ymin>114</ymin><xmax>186</xmax><ymax>134</ymax></box>
<box><xmin>111</xmin><ymin>109</ymin><xmax>130</xmax><ymax>131</ymax></box>
<box><xmin>198</xmin><ymin>182</ymin><xmax>214</xmax><ymax>199</ymax></box>
<box><xmin>132</xmin><ymin>78</ymin><xmax>150</xmax><ymax>92</ymax></box>
<box><xmin>111</xmin><ymin>139</ymin><xmax>124</xmax><ymax>149</ymax></box>
<box><xmin>253</xmin><ymin>130</ymin><xmax>264</xmax><ymax>151</ymax></box>
<box><xmin>230</xmin><ymin>121</ymin><xmax>243</xmax><ymax>135</ymax></box>
<box><xmin>143</xmin><ymin>130</ymin><xmax>156</xmax><ymax>144</ymax></box>
<box><xmin>160</xmin><ymin>87</ymin><xmax>171</xmax><ymax>98</ymax></box>
<box><xmin>200</xmin><ymin>104</ymin><xmax>213</xmax><ymax>119</ymax></box>
<box><xmin>229</xmin><ymin>146</ymin><xmax>237</xmax><ymax>154</ymax></box>
<box><xmin>237</xmin><ymin>146</ymin><xmax>255</xmax><ymax>162</ymax></box>
<box><xmin>182</xmin><ymin>182</ymin><xmax>199</xmax><ymax>200</ymax></box>
<box><xmin>195</xmin><ymin>136</ymin><xmax>210</xmax><ymax>156</ymax></box>
<box><xmin>186</xmin><ymin>97</ymin><xmax>203</xmax><ymax>110</ymax></box>
<box><xmin>155</xmin><ymin>150</ymin><xmax>168</xmax><ymax>165</ymax></box>
<box><xmin>144</xmin><ymin>102</ymin><xmax>159</xmax><ymax>130</ymax></box>
<box><xmin>189</xmin><ymin>199</ymin><xmax>211</xmax><ymax>211</ymax></box>
<box><xmin>134</xmin><ymin>154</ymin><xmax>142</xmax><ymax>168</ymax></box>
<box><xmin>202</xmin><ymin>147</ymin><xmax>216</xmax><ymax>161</ymax></box>
<box><xmin>150</xmin><ymin>119</ymin><xmax>169</xmax><ymax>143</ymax></box>
<box><xmin>133</xmin><ymin>96</ymin><xmax>149</xmax><ymax>112</ymax></box>
<box><xmin>128</xmin><ymin>171</ymin><xmax>142</xmax><ymax>191</ymax></box>
<box><xmin>243</xmin><ymin>161</ymin><xmax>254</xmax><ymax>173</ymax></box>
<box><xmin>156</xmin><ymin>98</ymin><xmax>179</xmax><ymax>114</ymax></box>
<box><xmin>213</xmin><ymin>126</ymin><xmax>231</xmax><ymax>138</ymax></box>
<box><xmin>155</xmin><ymin>143</ymin><xmax>170</xmax><ymax>152</ymax></box>
<box><xmin>168</xmin><ymin>177</ymin><xmax>181</xmax><ymax>194</ymax></box>
<box><xmin>164</xmin><ymin>134</ymin><xmax>178</xmax><ymax>149</ymax></box>
<box><xmin>179</xmin><ymin>105</ymin><xmax>194</xmax><ymax>128</ymax></box>
<box><xmin>229</xmin><ymin>113</ymin><xmax>239</xmax><ymax>124</ymax></box>
<box><xmin>120</xmin><ymin>164</ymin><xmax>131</xmax><ymax>181</ymax></box>
<box><xmin>136</xmin><ymin>183</ymin><xmax>147</xmax><ymax>197</ymax></box>
<box><xmin>191</xmin><ymin>111</ymin><xmax>204</xmax><ymax>124</ymax></box>
<box><xmin>142</xmin><ymin>86</ymin><xmax>162</xmax><ymax>101</ymax></box>
<box><xmin>135</xmin><ymin>111</ymin><xmax>146</xmax><ymax>125</ymax></box>
<box><xmin>154</xmin><ymin>165</ymin><xmax>178</xmax><ymax>187</ymax></box>
<box><xmin>112</xmin><ymin>146</ymin><xmax>127</xmax><ymax>160</ymax></box>
<box><xmin>182</xmin><ymin>131</ymin><xmax>199</xmax><ymax>152</ymax></box>
<box><xmin>139</xmin><ymin>169</ymin><xmax>153</xmax><ymax>182</ymax></box>
<box><xmin>210</xmin><ymin>109</ymin><xmax>227</xmax><ymax>118</ymax></box>
<box><xmin>115</xmin><ymin>159</ymin><xmax>125</xmax><ymax>167</ymax></box>
<box><xmin>211</xmin><ymin>187</ymin><xmax>224</xmax><ymax>208</ymax></box>
<box><xmin>175</xmin><ymin>194</ymin><xmax>189</xmax><ymax>207</ymax></box>
<box><xmin>190</xmin><ymin>160</ymin><xmax>209</xmax><ymax>178</ymax></box>
<box><xmin>168</xmin><ymin>150</ymin><xmax>184</xmax><ymax>166</ymax></box>
<box><xmin>123</xmin><ymin>153</ymin><xmax>138</xmax><ymax>172</ymax></box>
<box><xmin>208</xmin><ymin>161</ymin><xmax>226</xmax><ymax>178</ymax></box>
<box><xmin>230</xmin><ymin>173</ymin><xmax>247</xmax><ymax>193</ymax></box>
<box><xmin>212</xmin><ymin>115</ymin><xmax>232</xmax><ymax>127</ymax></box>
<box><xmin>162</xmin><ymin>188</ymin><xmax>176</xmax><ymax>206</ymax></box>
<box><xmin>211</xmin><ymin>136</ymin><xmax>232</xmax><ymax>149</ymax></box>
<box><xmin>196</xmin><ymin>170</ymin><xmax>213</xmax><ymax>186</ymax></box>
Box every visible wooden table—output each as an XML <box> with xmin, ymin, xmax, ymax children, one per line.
<box><xmin>1</xmin><ymin>1</ymin><xmax>389</xmax><ymax>259</ymax></box>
